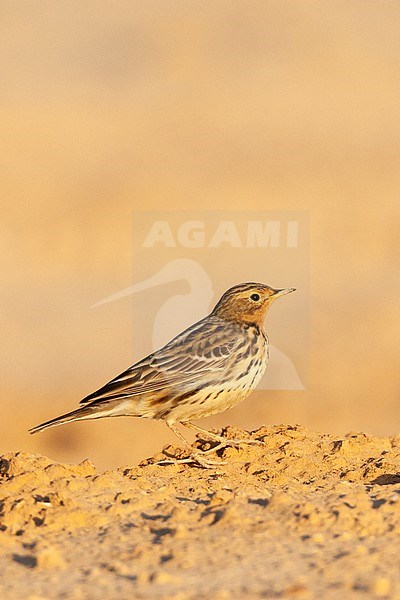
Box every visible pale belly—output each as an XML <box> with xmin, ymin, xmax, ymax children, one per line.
<box><xmin>167</xmin><ymin>345</ymin><xmax>269</xmax><ymax>422</ymax></box>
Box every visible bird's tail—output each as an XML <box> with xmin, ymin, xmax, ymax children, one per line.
<box><xmin>29</xmin><ymin>402</ymin><xmax>120</xmax><ymax>435</ymax></box>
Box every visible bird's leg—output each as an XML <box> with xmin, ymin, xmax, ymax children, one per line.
<box><xmin>157</xmin><ymin>422</ymin><xmax>226</xmax><ymax>469</ymax></box>
<box><xmin>183</xmin><ymin>421</ymin><xmax>263</xmax><ymax>447</ymax></box>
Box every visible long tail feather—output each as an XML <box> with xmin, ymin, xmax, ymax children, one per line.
<box><xmin>29</xmin><ymin>404</ymin><xmax>112</xmax><ymax>434</ymax></box>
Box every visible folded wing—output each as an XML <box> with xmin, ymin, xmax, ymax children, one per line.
<box><xmin>80</xmin><ymin>317</ymin><xmax>245</xmax><ymax>406</ymax></box>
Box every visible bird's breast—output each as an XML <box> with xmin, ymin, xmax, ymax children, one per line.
<box><xmin>164</xmin><ymin>328</ymin><xmax>269</xmax><ymax>422</ymax></box>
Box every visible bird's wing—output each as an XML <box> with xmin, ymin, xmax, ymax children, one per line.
<box><xmin>80</xmin><ymin>317</ymin><xmax>246</xmax><ymax>405</ymax></box>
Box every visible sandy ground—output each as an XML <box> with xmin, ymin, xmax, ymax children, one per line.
<box><xmin>1</xmin><ymin>425</ymin><xmax>400</xmax><ymax>599</ymax></box>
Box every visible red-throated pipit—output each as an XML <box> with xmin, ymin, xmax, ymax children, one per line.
<box><xmin>30</xmin><ymin>283</ymin><xmax>296</xmax><ymax>467</ymax></box>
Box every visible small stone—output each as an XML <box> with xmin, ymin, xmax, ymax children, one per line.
<box><xmin>211</xmin><ymin>489</ymin><xmax>233</xmax><ymax>504</ymax></box>
<box><xmin>67</xmin><ymin>478</ymin><xmax>89</xmax><ymax>492</ymax></box>
<box><xmin>36</xmin><ymin>546</ymin><xmax>66</xmax><ymax>569</ymax></box>
<box><xmin>308</xmin><ymin>512</ymin><xmax>321</xmax><ymax>526</ymax></box>
<box><xmin>44</xmin><ymin>463</ymin><xmax>69</xmax><ymax>479</ymax></box>
<box><xmin>173</xmin><ymin>524</ymin><xmax>188</xmax><ymax>539</ymax></box>
<box><xmin>372</xmin><ymin>577</ymin><xmax>390</xmax><ymax>597</ymax></box>
<box><xmin>136</xmin><ymin>570</ymin><xmax>150</xmax><ymax>584</ymax></box>
<box><xmin>152</xmin><ymin>571</ymin><xmax>181</xmax><ymax>584</ymax></box>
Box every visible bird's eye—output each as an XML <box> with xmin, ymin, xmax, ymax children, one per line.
<box><xmin>250</xmin><ymin>293</ymin><xmax>260</xmax><ymax>302</ymax></box>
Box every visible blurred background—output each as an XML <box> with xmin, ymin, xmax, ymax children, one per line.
<box><xmin>1</xmin><ymin>1</ymin><xmax>399</xmax><ymax>469</ymax></box>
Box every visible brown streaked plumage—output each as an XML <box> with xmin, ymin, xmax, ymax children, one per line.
<box><xmin>30</xmin><ymin>282</ymin><xmax>296</xmax><ymax>467</ymax></box>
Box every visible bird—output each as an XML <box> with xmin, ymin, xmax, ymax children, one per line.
<box><xmin>30</xmin><ymin>282</ymin><xmax>296</xmax><ymax>467</ymax></box>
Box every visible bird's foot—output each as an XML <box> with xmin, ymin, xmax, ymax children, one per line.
<box><xmin>185</xmin><ymin>426</ymin><xmax>263</xmax><ymax>449</ymax></box>
<box><xmin>184</xmin><ymin>423</ymin><xmax>263</xmax><ymax>448</ymax></box>
<box><xmin>156</xmin><ymin>451</ymin><xmax>226</xmax><ymax>469</ymax></box>
<box><xmin>198</xmin><ymin>435</ymin><xmax>264</xmax><ymax>450</ymax></box>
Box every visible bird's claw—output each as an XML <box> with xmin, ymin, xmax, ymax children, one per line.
<box><xmin>157</xmin><ymin>452</ymin><xmax>226</xmax><ymax>469</ymax></box>
<box><xmin>199</xmin><ymin>437</ymin><xmax>264</xmax><ymax>453</ymax></box>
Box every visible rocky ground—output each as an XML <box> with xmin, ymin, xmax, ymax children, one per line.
<box><xmin>1</xmin><ymin>425</ymin><xmax>400</xmax><ymax>599</ymax></box>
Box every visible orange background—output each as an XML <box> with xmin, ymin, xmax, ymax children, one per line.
<box><xmin>2</xmin><ymin>1</ymin><xmax>399</xmax><ymax>469</ymax></box>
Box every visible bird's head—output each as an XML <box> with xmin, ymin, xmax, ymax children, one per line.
<box><xmin>212</xmin><ymin>282</ymin><xmax>296</xmax><ymax>326</ymax></box>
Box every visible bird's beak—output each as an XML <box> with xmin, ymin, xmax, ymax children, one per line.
<box><xmin>272</xmin><ymin>287</ymin><xmax>296</xmax><ymax>298</ymax></box>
